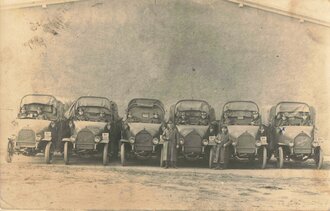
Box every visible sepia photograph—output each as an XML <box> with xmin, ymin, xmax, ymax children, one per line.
<box><xmin>0</xmin><ymin>0</ymin><xmax>330</xmax><ymax>210</ymax></box>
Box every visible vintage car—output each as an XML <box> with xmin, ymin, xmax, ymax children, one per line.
<box><xmin>269</xmin><ymin>102</ymin><xmax>323</xmax><ymax>169</ymax></box>
<box><xmin>62</xmin><ymin>96</ymin><xmax>119</xmax><ymax>165</ymax></box>
<box><xmin>220</xmin><ymin>101</ymin><xmax>268</xmax><ymax>169</ymax></box>
<box><xmin>121</xmin><ymin>98</ymin><xmax>165</xmax><ymax>166</ymax></box>
<box><xmin>169</xmin><ymin>99</ymin><xmax>216</xmax><ymax>163</ymax></box>
<box><xmin>6</xmin><ymin>94</ymin><xmax>64</xmax><ymax>164</ymax></box>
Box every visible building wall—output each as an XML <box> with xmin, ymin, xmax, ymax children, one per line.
<box><xmin>1</xmin><ymin>0</ymin><xmax>330</xmax><ymax>151</ymax></box>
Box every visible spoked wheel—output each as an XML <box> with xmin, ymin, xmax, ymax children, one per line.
<box><xmin>258</xmin><ymin>146</ymin><xmax>267</xmax><ymax>169</ymax></box>
<box><xmin>209</xmin><ymin>148</ymin><xmax>214</xmax><ymax>168</ymax></box>
<box><xmin>45</xmin><ymin>142</ymin><xmax>55</xmax><ymax>164</ymax></box>
<box><xmin>277</xmin><ymin>146</ymin><xmax>284</xmax><ymax>168</ymax></box>
<box><xmin>120</xmin><ymin>143</ymin><xmax>126</xmax><ymax>166</ymax></box>
<box><xmin>6</xmin><ymin>141</ymin><xmax>14</xmax><ymax>163</ymax></box>
<box><xmin>315</xmin><ymin>148</ymin><xmax>323</xmax><ymax>169</ymax></box>
<box><xmin>160</xmin><ymin>147</ymin><xmax>164</xmax><ymax>167</ymax></box>
<box><xmin>103</xmin><ymin>143</ymin><xmax>109</xmax><ymax>166</ymax></box>
<box><xmin>64</xmin><ymin>142</ymin><xmax>71</xmax><ymax>165</ymax></box>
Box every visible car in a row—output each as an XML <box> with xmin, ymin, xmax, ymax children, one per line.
<box><xmin>6</xmin><ymin>94</ymin><xmax>324</xmax><ymax>169</ymax></box>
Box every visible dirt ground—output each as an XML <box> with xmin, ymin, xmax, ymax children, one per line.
<box><xmin>0</xmin><ymin>153</ymin><xmax>329</xmax><ymax>210</ymax></box>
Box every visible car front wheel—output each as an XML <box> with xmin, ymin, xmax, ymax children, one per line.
<box><xmin>120</xmin><ymin>143</ymin><xmax>126</xmax><ymax>166</ymax></box>
<box><xmin>259</xmin><ymin>146</ymin><xmax>267</xmax><ymax>169</ymax></box>
<box><xmin>6</xmin><ymin>141</ymin><xmax>14</xmax><ymax>163</ymax></box>
<box><xmin>64</xmin><ymin>142</ymin><xmax>71</xmax><ymax>165</ymax></box>
<box><xmin>277</xmin><ymin>146</ymin><xmax>284</xmax><ymax>168</ymax></box>
<box><xmin>45</xmin><ymin>142</ymin><xmax>54</xmax><ymax>164</ymax></box>
<box><xmin>315</xmin><ymin>148</ymin><xmax>323</xmax><ymax>169</ymax></box>
<box><xmin>103</xmin><ymin>143</ymin><xmax>109</xmax><ymax>166</ymax></box>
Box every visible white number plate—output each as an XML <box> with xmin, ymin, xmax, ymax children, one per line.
<box><xmin>142</xmin><ymin>113</ymin><xmax>149</xmax><ymax>118</ymax></box>
<box><xmin>260</xmin><ymin>136</ymin><xmax>267</xmax><ymax>144</ymax></box>
<box><xmin>209</xmin><ymin>136</ymin><xmax>216</xmax><ymax>142</ymax></box>
<box><xmin>44</xmin><ymin>132</ymin><xmax>52</xmax><ymax>138</ymax></box>
<box><xmin>102</xmin><ymin>133</ymin><xmax>109</xmax><ymax>140</ymax></box>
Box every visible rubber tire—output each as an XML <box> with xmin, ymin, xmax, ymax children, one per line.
<box><xmin>260</xmin><ymin>146</ymin><xmax>267</xmax><ymax>169</ymax></box>
<box><xmin>315</xmin><ymin>148</ymin><xmax>323</xmax><ymax>169</ymax></box>
<box><xmin>64</xmin><ymin>142</ymin><xmax>70</xmax><ymax>165</ymax></box>
<box><xmin>45</xmin><ymin>142</ymin><xmax>54</xmax><ymax>164</ymax></box>
<box><xmin>277</xmin><ymin>146</ymin><xmax>284</xmax><ymax>169</ymax></box>
<box><xmin>6</xmin><ymin>141</ymin><xmax>13</xmax><ymax>163</ymax></box>
<box><xmin>160</xmin><ymin>147</ymin><xmax>164</xmax><ymax>167</ymax></box>
<box><xmin>120</xmin><ymin>143</ymin><xmax>126</xmax><ymax>166</ymax></box>
<box><xmin>209</xmin><ymin>148</ymin><xmax>214</xmax><ymax>168</ymax></box>
<box><xmin>103</xmin><ymin>143</ymin><xmax>109</xmax><ymax>166</ymax></box>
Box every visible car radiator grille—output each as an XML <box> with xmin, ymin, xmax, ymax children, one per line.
<box><xmin>76</xmin><ymin>130</ymin><xmax>95</xmax><ymax>149</ymax></box>
<box><xmin>135</xmin><ymin>131</ymin><xmax>153</xmax><ymax>151</ymax></box>
<box><xmin>237</xmin><ymin>132</ymin><xmax>255</xmax><ymax>154</ymax></box>
<box><xmin>17</xmin><ymin>129</ymin><xmax>35</xmax><ymax>147</ymax></box>
<box><xmin>294</xmin><ymin>134</ymin><xmax>312</xmax><ymax>154</ymax></box>
<box><xmin>184</xmin><ymin>133</ymin><xmax>202</xmax><ymax>153</ymax></box>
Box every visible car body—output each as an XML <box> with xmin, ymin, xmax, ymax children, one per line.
<box><xmin>120</xmin><ymin>98</ymin><xmax>165</xmax><ymax>166</ymax></box>
<box><xmin>269</xmin><ymin>101</ymin><xmax>323</xmax><ymax>169</ymax></box>
<box><xmin>169</xmin><ymin>99</ymin><xmax>216</xmax><ymax>163</ymax></box>
<box><xmin>220</xmin><ymin>101</ymin><xmax>268</xmax><ymax>168</ymax></box>
<box><xmin>6</xmin><ymin>94</ymin><xmax>65</xmax><ymax>164</ymax></box>
<box><xmin>62</xmin><ymin>96</ymin><xmax>119</xmax><ymax>165</ymax></box>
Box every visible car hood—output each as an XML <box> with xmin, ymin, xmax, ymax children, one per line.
<box><xmin>73</xmin><ymin>121</ymin><xmax>107</xmax><ymax>135</ymax></box>
<box><xmin>227</xmin><ymin>125</ymin><xmax>259</xmax><ymax>139</ymax></box>
<box><xmin>276</xmin><ymin>126</ymin><xmax>313</xmax><ymax>140</ymax></box>
<box><xmin>12</xmin><ymin>119</ymin><xmax>51</xmax><ymax>134</ymax></box>
<box><xmin>128</xmin><ymin>123</ymin><xmax>161</xmax><ymax>137</ymax></box>
<box><xmin>176</xmin><ymin>125</ymin><xmax>209</xmax><ymax>137</ymax></box>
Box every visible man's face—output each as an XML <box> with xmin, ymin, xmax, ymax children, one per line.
<box><xmin>181</xmin><ymin>113</ymin><xmax>185</xmax><ymax>118</ymax></box>
<box><xmin>21</xmin><ymin>108</ymin><xmax>26</xmax><ymax>113</ymax></box>
<box><xmin>259</xmin><ymin>127</ymin><xmax>265</xmax><ymax>133</ymax></box>
<box><xmin>153</xmin><ymin>113</ymin><xmax>158</xmax><ymax>118</ymax></box>
<box><xmin>37</xmin><ymin>108</ymin><xmax>42</xmax><ymax>114</ymax></box>
<box><xmin>201</xmin><ymin>113</ymin><xmax>207</xmax><ymax>119</ymax></box>
<box><xmin>100</xmin><ymin>112</ymin><xmax>105</xmax><ymax>117</ymax></box>
<box><xmin>221</xmin><ymin>127</ymin><xmax>228</xmax><ymax>133</ymax></box>
<box><xmin>168</xmin><ymin>123</ymin><xmax>174</xmax><ymax>129</ymax></box>
<box><xmin>78</xmin><ymin>110</ymin><xmax>83</xmax><ymax>116</ymax></box>
<box><xmin>302</xmin><ymin>113</ymin><xmax>308</xmax><ymax>120</ymax></box>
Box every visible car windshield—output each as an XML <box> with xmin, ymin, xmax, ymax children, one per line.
<box><xmin>222</xmin><ymin>102</ymin><xmax>260</xmax><ymax>125</ymax></box>
<box><xmin>65</xmin><ymin>97</ymin><xmax>114</xmax><ymax>122</ymax></box>
<box><xmin>127</xmin><ymin>99</ymin><xmax>165</xmax><ymax>124</ymax></box>
<box><xmin>175</xmin><ymin>100</ymin><xmax>210</xmax><ymax>126</ymax></box>
<box><xmin>18</xmin><ymin>103</ymin><xmax>56</xmax><ymax>120</ymax></box>
<box><xmin>127</xmin><ymin>106</ymin><xmax>164</xmax><ymax>123</ymax></box>
<box><xmin>275</xmin><ymin>103</ymin><xmax>312</xmax><ymax>126</ymax></box>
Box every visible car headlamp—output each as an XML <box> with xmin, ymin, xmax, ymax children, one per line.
<box><xmin>312</xmin><ymin>141</ymin><xmax>319</xmax><ymax>148</ymax></box>
<box><xmin>36</xmin><ymin>134</ymin><xmax>42</xmax><ymax>141</ymax></box>
<box><xmin>232</xmin><ymin>141</ymin><xmax>237</xmax><ymax>146</ymax></box>
<box><xmin>129</xmin><ymin>137</ymin><xmax>135</xmax><ymax>144</ymax></box>
<box><xmin>179</xmin><ymin>138</ymin><xmax>184</xmax><ymax>145</ymax></box>
<box><xmin>94</xmin><ymin>136</ymin><xmax>101</xmax><ymax>143</ymax></box>
<box><xmin>152</xmin><ymin>138</ymin><xmax>159</xmax><ymax>145</ymax></box>
<box><xmin>256</xmin><ymin>141</ymin><xmax>261</xmax><ymax>147</ymax></box>
<box><xmin>289</xmin><ymin>142</ymin><xmax>294</xmax><ymax>147</ymax></box>
<box><xmin>202</xmin><ymin>139</ymin><xmax>209</xmax><ymax>146</ymax></box>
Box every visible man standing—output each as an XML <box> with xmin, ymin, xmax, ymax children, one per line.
<box><xmin>104</xmin><ymin>121</ymin><xmax>119</xmax><ymax>160</ymax></box>
<box><xmin>162</xmin><ymin>120</ymin><xmax>180</xmax><ymax>168</ymax></box>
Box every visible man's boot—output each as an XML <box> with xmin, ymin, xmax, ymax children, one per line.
<box><xmin>164</xmin><ymin>161</ymin><xmax>169</xmax><ymax>169</ymax></box>
<box><xmin>172</xmin><ymin>161</ymin><xmax>177</xmax><ymax>169</ymax></box>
